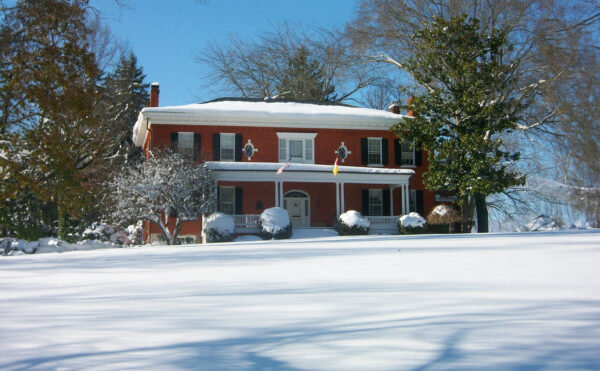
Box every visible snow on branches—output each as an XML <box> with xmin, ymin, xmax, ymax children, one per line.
<box><xmin>107</xmin><ymin>148</ymin><xmax>216</xmax><ymax>245</ymax></box>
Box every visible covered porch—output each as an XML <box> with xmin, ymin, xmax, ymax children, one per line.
<box><xmin>206</xmin><ymin>161</ymin><xmax>414</xmax><ymax>234</ymax></box>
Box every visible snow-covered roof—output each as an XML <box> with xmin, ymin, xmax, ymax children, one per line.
<box><xmin>206</xmin><ymin>161</ymin><xmax>414</xmax><ymax>185</ymax></box>
<box><xmin>206</xmin><ymin>161</ymin><xmax>413</xmax><ymax>175</ymax></box>
<box><xmin>132</xmin><ymin>99</ymin><xmax>407</xmax><ymax>147</ymax></box>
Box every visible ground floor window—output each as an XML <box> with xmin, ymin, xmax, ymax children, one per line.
<box><xmin>175</xmin><ymin>236</ymin><xmax>196</xmax><ymax>245</ymax></box>
<box><xmin>368</xmin><ymin>189</ymin><xmax>383</xmax><ymax>216</ymax></box>
<box><xmin>218</xmin><ymin>186</ymin><xmax>235</xmax><ymax>215</ymax></box>
<box><xmin>409</xmin><ymin>189</ymin><xmax>417</xmax><ymax>213</ymax></box>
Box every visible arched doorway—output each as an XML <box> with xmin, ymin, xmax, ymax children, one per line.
<box><xmin>283</xmin><ymin>190</ymin><xmax>310</xmax><ymax>227</ymax></box>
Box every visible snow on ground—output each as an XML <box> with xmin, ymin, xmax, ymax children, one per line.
<box><xmin>1</xmin><ymin>230</ymin><xmax>599</xmax><ymax>370</ymax></box>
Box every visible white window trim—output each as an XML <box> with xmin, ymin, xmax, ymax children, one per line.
<box><xmin>367</xmin><ymin>137</ymin><xmax>383</xmax><ymax>166</ymax></box>
<box><xmin>219</xmin><ymin>133</ymin><xmax>236</xmax><ymax>162</ymax></box>
<box><xmin>219</xmin><ymin>186</ymin><xmax>236</xmax><ymax>215</ymax></box>
<box><xmin>276</xmin><ymin>132</ymin><xmax>317</xmax><ymax>164</ymax></box>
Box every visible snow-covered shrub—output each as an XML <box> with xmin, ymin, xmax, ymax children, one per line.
<box><xmin>259</xmin><ymin>207</ymin><xmax>292</xmax><ymax>240</ymax></box>
<box><xmin>519</xmin><ymin>215</ymin><xmax>562</xmax><ymax>232</ymax></box>
<box><xmin>398</xmin><ymin>212</ymin><xmax>428</xmax><ymax>234</ymax></box>
<box><xmin>205</xmin><ymin>212</ymin><xmax>235</xmax><ymax>243</ymax></box>
<box><xmin>82</xmin><ymin>222</ymin><xmax>114</xmax><ymax>241</ymax></box>
<box><xmin>337</xmin><ymin>210</ymin><xmax>370</xmax><ymax>235</ymax></box>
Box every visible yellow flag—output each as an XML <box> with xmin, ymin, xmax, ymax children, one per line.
<box><xmin>333</xmin><ymin>157</ymin><xmax>339</xmax><ymax>176</ymax></box>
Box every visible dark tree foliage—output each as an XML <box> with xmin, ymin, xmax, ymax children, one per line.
<box><xmin>104</xmin><ymin>52</ymin><xmax>150</xmax><ymax>165</ymax></box>
<box><xmin>277</xmin><ymin>46</ymin><xmax>336</xmax><ymax>101</ymax></box>
<box><xmin>392</xmin><ymin>15</ymin><xmax>525</xmax><ymax>232</ymax></box>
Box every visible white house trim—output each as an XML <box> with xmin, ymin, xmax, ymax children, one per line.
<box><xmin>132</xmin><ymin>101</ymin><xmax>408</xmax><ymax>146</ymax></box>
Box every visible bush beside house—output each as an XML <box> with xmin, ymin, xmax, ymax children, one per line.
<box><xmin>259</xmin><ymin>207</ymin><xmax>292</xmax><ymax>240</ymax></box>
<box><xmin>205</xmin><ymin>212</ymin><xmax>235</xmax><ymax>243</ymax></box>
<box><xmin>398</xmin><ymin>212</ymin><xmax>428</xmax><ymax>234</ymax></box>
<box><xmin>337</xmin><ymin>210</ymin><xmax>370</xmax><ymax>235</ymax></box>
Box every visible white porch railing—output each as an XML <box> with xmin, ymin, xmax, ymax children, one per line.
<box><xmin>366</xmin><ymin>215</ymin><xmax>400</xmax><ymax>234</ymax></box>
<box><xmin>233</xmin><ymin>214</ymin><xmax>261</xmax><ymax>231</ymax></box>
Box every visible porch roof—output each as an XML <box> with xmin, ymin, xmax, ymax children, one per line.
<box><xmin>207</xmin><ymin>161</ymin><xmax>414</xmax><ymax>185</ymax></box>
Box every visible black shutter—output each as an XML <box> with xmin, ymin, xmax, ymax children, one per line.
<box><xmin>212</xmin><ymin>133</ymin><xmax>220</xmax><ymax>161</ymax></box>
<box><xmin>394</xmin><ymin>139</ymin><xmax>401</xmax><ymax>165</ymax></box>
<box><xmin>171</xmin><ymin>132</ymin><xmax>178</xmax><ymax>152</ymax></box>
<box><xmin>193</xmin><ymin>133</ymin><xmax>201</xmax><ymax>161</ymax></box>
<box><xmin>361</xmin><ymin>138</ymin><xmax>368</xmax><ymax>165</ymax></box>
<box><xmin>383</xmin><ymin>189</ymin><xmax>391</xmax><ymax>216</ymax></box>
<box><xmin>235</xmin><ymin>187</ymin><xmax>243</xmax><ymax>214</ymax></box>
<box><xmin>216</xmin><ymin>187</ymin><xmax>221</xmax><ymax>212</ymax></box>
<box><xmin>416</xmin><ymin>190</ymin><xmax>424</xmax><ymax>216</ymax></box>
<box><xmin>361</xmin><ymin>189</ymin><xmax>369</xmax><ymax>215</ymax></box>
<box><xmin>415</xmin><ymin>143</ymin><xmax>422</xmax><ymax>166</ymax></box>
<box><xmin>235</xmin><ymin>134</ymin><xmax>243</xmax><ymax>162</ymax></box>
<box><xmin>382</xmin><ymin>138</ymin><xmax>389</xmax><ymax>165</ymax></box>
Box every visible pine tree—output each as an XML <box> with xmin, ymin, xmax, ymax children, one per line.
<box><xmin>277</xmin><ymin>46</ymin><xmax>336</xmax><ymax>101</ymax></box>
<box><xmin>392</xmin><ymin>15</ymin><xmax>525</xmax><ymax>232</ymax></box>
<box><xmin>0</xmin><ymin>0</ymin><xmax>110</xmax><ymax>238</ymax></box>
<box><xmin>104</xmin><ymin>52</ymin><xmax>150</xmax><ymax>165</ymax></box>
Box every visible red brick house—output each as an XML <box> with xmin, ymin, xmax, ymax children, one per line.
<box><xmin>133</xmin><ymin>83</ymin><xmax>436</xmax><ymax>243</ymax></box>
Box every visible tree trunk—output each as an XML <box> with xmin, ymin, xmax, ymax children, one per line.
<box><xmin>172</xmin><ymin>219</ymin><xmax>183</xmax><ymax>245</ymax></box>
<box><xmin>154</xmin><ymin>217</ymin><xmax>172</xmax><ymax>245</ymax></box>
<box><xmin>475</xmin><ymin>193</ymin><xmax>488</xmax><ymax>233</ymax></box>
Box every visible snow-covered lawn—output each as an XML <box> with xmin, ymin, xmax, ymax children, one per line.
<box><xmin>1</xmin><ymin>230</ymin><xmax>599</xmax><ymax>370</ymax></box>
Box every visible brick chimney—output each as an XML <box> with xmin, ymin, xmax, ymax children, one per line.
<box><xmin>149</xmin><ymin>82</ymin><xmax>160</xmax><ymax>107</ymax></box>
<box><xmin>388</xmin><ymin>102</ymin><xmax>401</xmax><ymax>114</ymax></box>
<box><xmin>407</xmin><ymin>97</ymin><xmax>414</xmax><ymax>117</ymax></box>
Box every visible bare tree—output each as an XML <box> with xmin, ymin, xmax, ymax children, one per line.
<box><xmin>196</xmin><ymin>22</ymin><xmax>381</xmax><ymax>102</ymax></box>
<box><xmin>108</xmin><ymin>149</ymin><xmax>216</xmax><ymax>245</ymax></box>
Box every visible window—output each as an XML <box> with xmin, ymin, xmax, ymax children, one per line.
<box><xmin>277</xmin><ymin>133</ymin><xmax>317</xmax><ymax>163</ymax></box>
<box><xmin>219</xmin><ymin>187</ymin><xmax>235</xmax><ymax>215</ymax></box>
<box><xmin>178</xmin><ymin>132</ymin><xmax>194</xmax><ymax>157</ymax></box>
<box><xmin>368</xmin><ymin>138</ymin><xmax>382</xmax><ymax>165</ymax></box>
<box><xmin>220</xmin><ymin>133</ymin><xmax>235</xmax><ymax>161</ymax></box>
<box><xmin>401</xmin><ymin>141</ymin><xmax>415</xmax><ymax>166</ymax></box>
<box><xmin>175</xmin><ymin>236</ymin><xmax>196</xmax><ymax>245</ymax></box>
<box><xmin>369</xmin><ymin>189</ymin><xmax>383</xmax><ymax>216</ymax></box>
<box><xmin>409</xmin><ymin>189</ymin><xmax>417</xmax><ymax>212</ymax></box>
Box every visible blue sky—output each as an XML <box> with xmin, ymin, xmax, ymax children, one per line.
<box><xmin>92</xmin><ymin>0</ymin><xmax>360</xmax><ymax>106</ymax></box>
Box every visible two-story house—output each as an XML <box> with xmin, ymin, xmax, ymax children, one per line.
<box><xmin>132</xmin><ymin>83</ymin><xmax>435</xmax><ymax>243</ymax></box>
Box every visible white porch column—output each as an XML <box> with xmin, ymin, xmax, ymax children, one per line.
<box><xmin>274</xmin><ymin>181</ymin><xmax>279</xmax><ymax>207</ymax></box>
<box><xmin>389</xmin><ymin>186</ymin><xmax>394</xmax><ymax>216</ymax></box>
<box><xmin>400</xmin><ymin>184</ymin><xmax>406</xmax><ymax>215</ymax></box>
<box><xmin>340</xmin><ymin>183</ymin><xmax>345</xmax><ymax>213</ymax></box>
<box><xmin>404</xmin><ymin>184</ymin><xmax>410</xmax><ymax>215</ymax></box>
<box><xmin>335</xmin><ymin>182</ymin><xmax>340</xmax><ymax>216</ymax></box>
<box><xmin>279</xmin><ymin>181</ymin><xmax>284</xmax><ymax>208</ymax></box>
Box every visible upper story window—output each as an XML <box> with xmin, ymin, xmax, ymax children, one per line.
<box><xmin>220</xmin><ymin>133</ymin><xmax>235</xmax><ymax>161</ymax></box>
<box><xmin>178</xmin><ymin>132</ymin><xmax>194</xmax><ymax>155</ymax></box>
<box><xmin>362</xmin><ymin>137</ymin><xmax>388</xmax><ymax>166</ymax></box>
<box><xmin>368</xmin><ymin>138</ymin><xmax>382</xmax><ymax>165</ymax></box>
<box><xmin>213</xmin><ymin>133</ymin><xmax>242</xmax><ymax>162</ymax></box>
<box><xmin>401</xmin><ymin>141</ymin><xmax>415</xmax><ymax>166</ymax></box>
<box><xmin>277</xmin><ymin>132</ymin><xmax>317</xmax><ymax>163</ymax></box>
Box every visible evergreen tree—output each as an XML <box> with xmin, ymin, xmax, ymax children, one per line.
<box><xmin>104</xmin><ymin>52</ymin><xmax>150</xmax><ymax>165</ymax></box>
<box><xmin>0</xmin><ymin>0</ymin><xmax>110</xmax><ymax>238</ymax></box>
<box><xmin>392</xmin><ymin>15</ymin><xmax>525</xmax><ymax>232</ymax></box>
<box><xmin>277</xmin><ymin>46</ymin><xmax>336</xmax><ymax>101</ymax></box>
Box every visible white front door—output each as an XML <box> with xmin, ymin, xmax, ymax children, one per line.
<box><xmin>284</xmin><ymin>196</ymin><xmax>309</xmax><ymax>227</ymax></box>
